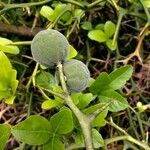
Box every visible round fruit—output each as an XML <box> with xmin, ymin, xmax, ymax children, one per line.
<box><xmin>63</xmin><ymin>59</ymin><xmax>90</xmax><ymax>93</ymax></box>
<box><xmin>31</xmin><ymin>29</ymin><xmax>69</xmax><ymax>68</ymax></box>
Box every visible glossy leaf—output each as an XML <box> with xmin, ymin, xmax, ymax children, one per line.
<box><xmin>81</xmin><ymin>21</ymin><xmax>93</xmax><ymax>30</ymax></box>
<box><xmin>67</xmin><ymin>45</ymin><xmax>78</xmax><ymax>60</ymax></box>
<box><xmin>90</xmin><ymin>72</ymin><xmax>110</xmax><ymax>95</ymax></box>
<box><xmin>0</xmin><ymin>52</ymin><xmax>18</xmax><ymax>101</ymax></box>
<box><xmin>42</xmin><ymin>99</ymin><xmax>60</xmax><ymax>110</ymax></box>
<box><xmin>99</xmin><ymin>90</ymin><xmax>128</xmax><ymax>112</ymax></box>
<box><xmin>0</xmin><ymin>124</ymin><xmax>11</xmax><ymax>150</ymax></box>
<box><xmin>0</xmin><ymin>37</ymin><xmax>19</xmax><ymax>54</ymax></box>
<box><xmin>88</xmin><ymin>30</ymin><xmax>107</xmax><ymax>43</ymax></box>
<box><xmin>11</xmin><ymin>115</ymin><xmax>51</xmax><ymax>145</ymax></box>
<box><xmin>49</xmin><ymin>107</ymin><xmax>74</xmax><ymax>134</ymax></box>
<box><xmin>92</xmin><ymin>129</ymin><xmax>104</xmax><ymax>148</ymax></box>
<box><xmin>40</xmin><ymin>5</ymin><xmax>54</xmax><ymax>21</ymax></box>
<box><xmin>35</xmin><ymin>71</ymin><xmax>56</xmax><ymax>90</ymax></box>
<box><xmin>90</xmin><ymin>65</ymin><xmax>133</xmax><ymax>95</ymax></box>
<box><xmin>77</xmin><ymin>93</ymin><xmax>94</xmax><ymax>109</ymax></box>
<box><xmin>43</xmin><ymin>137</ymin><xmax>64</xmax><ymax>150</ymax></box>
<box><xmin>144</xmin><ymin>0</ymin><xmax>150</xmax><ymax>8</ymax></box>
<box><xmin>109</xmin><ymin>65</ymin><xmax>133</xmax><ymax>90</ymax></box>
<box><xmin>106</xmin><ymin>39</ymin><xmax>117</xmax><ymax>51</ymax></box>
<box><xmin>83</xmin><ymin>103</ymin><xmax>108</xmax><ymax>127</ymax></box>
<box><xmin>104</xmin><ymin>21</ymin><xmax>116</xmax><ymax>38</ymax></box>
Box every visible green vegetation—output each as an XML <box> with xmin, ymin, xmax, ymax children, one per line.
<box><xmin>0</xmin><ymin>0</ymin><xmax>150</xmax><ymax>150</ymax></box>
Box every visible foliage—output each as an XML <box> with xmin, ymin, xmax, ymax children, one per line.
<box><xmin>0</xmin><ymin>0</ymin><xmax>150</xmax><ymax>149</ymax></box>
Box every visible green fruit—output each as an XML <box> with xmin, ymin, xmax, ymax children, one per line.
<box><xmin>31</xmin><ymin>29</ymin><xmax>69</xmax><ymax>68</ymax></box>
<box><xmin>63</xmin><ymin>59</ymin><xmax>90</xmax><ymax>93</ymax></box>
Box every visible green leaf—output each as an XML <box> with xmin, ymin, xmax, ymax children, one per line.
<box><xmin>144</xmin><ymin>0</ymin><xmax>150</xmax><ymax>8</ymax></box>
<box><xmin>35</xmin><ymin>71</ymin><xmax>56</xmax><ymax>90</ymax></box>
<box><xmin>88</xmin><ymin>30</ymin><xmax>107</xmax><ymax>43</ymax></box>
<box><xmin>50</xmin><ymin>107</ymin><xmax>74</xmax><ymax>134</ymax></box>
<box><xmin>106</xmin><ymin>39</ymin><xmax>117</xmax><ymax>51</ymax></box>
<box><xmin>0</xmin><ymin>52</ymin><xmax>18</xmax><ymax>101</ymax></box>
<box><xmin>0</xmin><ymin>37</ymin><xmax>19</xmax><ymax>54</ymax></box>
<box><xmin>67</xmin><ymin>45</ymin><xmax>78</xmax><ymax>60</ymax></box>
<box><xmin>0</xmin><ymin>124</ymin><xmax>11</xmax><ymax>150</ymax></box>
<box><xmin>95</xmin><ymin>24</ymin><xmax>104</xmax><ymax>30</ymax></box>
<box><xmin>83</xmin><ymin>103</ymin><xmax>108</xmax><ymax>127</ymax></box>
<box><xmin>109</xmin><ymin>65</ymin><xmax>133</xmax><ymax>90</ymax></box>
<box><xmin>11</xmin><ymin>115</ymin><xmax>51</xmax><ymax>145</ymax></box>
<box><xmin>42</xmin><ymin>99</ymin><xmax>60</xmax><ymax>110</ymax></box>
<box><xmin>53</xmin><ymin>4</ymin><xmax>71</xmax><ymax>22</ymax></box>
<box><xmin>99</xmin><ymin>90</ymin><xmax>128</xmax><ymax>112</ymax></box>
<box><xmin>104</xmin><ymin>21</ymin><xmax>116</xmax><ymax>38</ymax></box>
<box><xmin>92</xmin><ymin>129</ymin><xmax>104</xmax><ymax>148</ymax></box>
<box><xmin>81</xmin><ymin>21</ymin><xmax>93</xmax><ymax>30</ymax></box>
<box><xmin>40</xmin><ymin>5</ymin><xmax>54</xmax><ymax>21</ymax></box>
<box><xmin>77</xmin><ymin>93</ymin><xmax>94</xmax><ymax>109</ymax></box>
<box><xmin>90</xmin><ymin>65</ymin><xmax>133</xmax><ymax>95</ymax></box>
<box><xmin>43</xmin><ymin>137</ymin><xmax>64</xmax><ymax>150</ymax></box>
<box><xmin>90</xmin><ymin>72</ymin><xmax>110</xmax><ymax>95</ymax></box>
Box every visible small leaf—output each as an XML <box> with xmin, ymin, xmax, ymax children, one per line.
<box><xmin>50</xmin><ymin>107</ymin><xmax>74</xmax><ymax>134</ymax></box>
<box><xmin>11</xmin><ymin>115</ymin><xmax>51</xmax><ymax>145</ymax></box>
<box><xmin>67</xmin><ymin>45</ymin><xmax>78</xmax><ymax>60</ymax></box>
<box><xmin>95</xmin><ymin>24</ymin><xmax>104</xmax><ymax>30</ymax></box>
<box><xmin>144</xmin><ymin>0</ymin><xmax>150</xmax><ymax>8</ymax></box>
<box><xmin>81</xmin><ymin>21</ymin><xmax>93</xmax><ymax>30</ymax></box>
<box><xmin>92</xmin><ymin>129</ymin><xmax>104</xmax><ymax>148</ymax></box>
<box><xmin>0</xmin><ymin>124</ymin><xmax>11</xmax><ymax>150</ymax></box>
<box><xmin>40</xmin><ymin>5</ymin><xmax>54</xmax><ymax>21</ymax></box>
<box><xmin>90</xmin><ymin>65</ymin><xmax>133</xmax><ymax>95</ymax></box>
<box><xmin>77</xmin><ymin>93</ymin><xmax>94</xmax><ymax>109</ymax></box>
<box><xmin>106</xmin><ymin>39</ymin><xmax>117</xmax><ymax>51</ymax></box>
<box><xmin>42</xmin><ymin>99</ymin><xmax>60</xmax><ymax>110</ymax></box>
<box><xmin>35</xmin><ymin>71</ymin><xmax>56</xmax><ymax>90</ymax></box>
<box><xmin>104</xmin><ymin>21</ymin><xmax>116</xmax><ymax>38</ymax></box>
<box><xmin>43</xmin><ymin>137</ymin><xmax>64</xmax><ymax>150</ymax></box>
<box><xmin>88</xmin><ymin>30</ymin><xmax>107</xmax><ymax>43</ymax></box>
<box><xmin>5</xmin><ymin>96</ymin><xmax>16</xmax><ymax>104</ymax></box>
<box><xmin>99</xmin><ymin>90</ymin><xmax>128</xmax><ymax>112</ymax></box>
<box><xmin>0</xmin><ymin>52</ymin><xmax>18</xmax><ymax>101</ymax></box>
<box><xmin>109</xmin><ymin>65</ymin><xmax>133</xmax><ymax>90</ymax></box>
<box><xmin>83</xmin><ymin>103</ymin><xmax>108</xmax><ymax>127</ymax></box>
<box><xmin>90</xmin><ymin>72</ymin><xmax>110</xmax><ymax>95</ymax></box>
<box><xmin>0</xmin><ymin>37</ymin><xmax>19</xmax><ymax>54</ymax></box>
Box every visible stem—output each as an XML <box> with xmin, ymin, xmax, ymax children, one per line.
<box><xmin>38</xmin><ymin>86</ymin><xmax>64</xmax><ymax>100</ymax></box>
<box><xmin>87</xmin><ymin>0</ymin><xmax>104</xmax><ymax>8</ymax></box>
<box><xmin>57</xmin><ymin>62</ymin><xmax>94</xmax><ymax>150</ymax></box>
<box><xmin>62</xmin><ymin>0</ymin><xmax>85</xmax><ymax>8</ymax></box>
<box><xmin>9</xmin><ymin>41</ymin><xmax>31</xmax><ymax>46</ymax></box>
<box><xmin>107</xmin><ymin>117</ymin><xmax>150</xmax><ymax>150</ymax></box>
<box><xmin>139</xmin><ymin>0</ymin><xmax>150</xmax><ymax>23</ymax></box>
<box><xmin>112</xmin><ymin>8</ymin><xmax>127</xmax><ymax>45</ymax></box>
<box><xmin>0</xmin><ymin>0</ymin><xmax>51</xmax><ymax>15</ymax></box>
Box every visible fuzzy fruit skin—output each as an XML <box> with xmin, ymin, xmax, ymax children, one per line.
<box><xmin>31</xmin><ymin>29</ymin><xmax>69</xmax><ymax>68</ymax></box>
<box><xmin>63</xmin><ymin>59</ymin><xmax>90</xmax><ymax>93</ymax></box>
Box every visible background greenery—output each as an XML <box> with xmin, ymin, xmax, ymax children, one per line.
<box><xmin>0</xmin><ymin>0</ymin><xmax>150</xmax><ymax>149</ymax></box>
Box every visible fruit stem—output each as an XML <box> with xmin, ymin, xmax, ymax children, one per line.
<box><xmin>57</xmin><ymin>62</ymin><xmax>94</xmax><ymax>150</ymax></box>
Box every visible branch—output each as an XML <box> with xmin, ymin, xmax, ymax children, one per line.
<box><xmin>0</xmin><ymin>0</ymin><xmax>52</xmax><ymax>15</ymax></box>
<box><xmin>0</xmin><ymin>22</ymin><xmax>44</xmax><ymax>37</ymax></box>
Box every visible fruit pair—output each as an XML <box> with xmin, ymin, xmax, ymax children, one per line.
<box><xmin>31</xmin><ymin>29</ymin><xmax>90</xmax><ymax>93</ymax></box>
